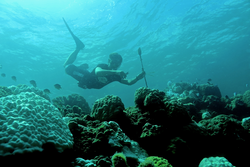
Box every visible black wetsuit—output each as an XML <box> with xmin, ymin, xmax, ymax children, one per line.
<box><xmin>65</xmin><ymin>64</ymin><xmax>122</xmax><ymax>89</ymax></box>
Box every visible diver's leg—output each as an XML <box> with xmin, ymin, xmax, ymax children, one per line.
<box><xmin>65</xmin><ymin>64</ymin><xmax>90</xmax><ymax>82</ymax></box>
<box><xmin>63</xmin><ymin>48</ymin><xmax>81</xmax><ymax>67</ymax></box>
<box><xmin>62</xmin><ymin>18</ymin><xmax>85</xmax><ymax>49</ymax></box>
<box><xmin>63</xmin><ymin>18</ymin><xmax>85</xmax><ymax>67</ymax></box>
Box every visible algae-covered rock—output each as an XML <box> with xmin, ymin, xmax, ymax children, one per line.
<box><xmin>72</xmin><ymin>158</ymin><xmax>96</xmax><ymax>167</ymax></box>
<box><xmin>91</xmin><ymin>95</ymin><xmax>125</xmax><ymax>121</ymax></box>
<box><xmin>140</xmin><ymin>123</ymin><xmax>162</xmax><ymax>139</ymax></box>
<box><xmin>68</xmin><ymin>117</ymin><xmax>148</xmax><ymax>163</ymax></box>
<box><xmin>242</xmin><ymin>117</ymin><xmax>250</xmax><ymax>130</ymax></box>
<box><xmin>197</xmin><ymin>84</ymin><xmax>221</xmax><ymax>98</ymax></box>
<box><xmin>134</xmin><ymin>87</ymin><xmax>153</xmax><ymax>108</ymax></box>
<box><xmin>243</xmin><ymin>90</ymin><xmax>250</xmax><ymax>107</ymax></box>
<box><xmin>172</xmin><ymin>82</ymin><xmax>193</xmax><ymax>93</ymax></box>
<box><xmin>111</xmin><ymin>152</ymin><xmax>128</xmax><ymax>167</ymax></box>
<box><xmin>134</xmin><ymin>87</ymin><xmax>165</xmax><ymax>110</ymax></box>
<box><xmin>52</xmin><ymin>94</ymin><xmax>91</xmax><ymax>116</ymax></box>
<box><xmin>140</xmin><ymin>156</ymin><xmax>173</xmax><ymax>167</ymax></box>
<box><xmin>199</xmin><ymin>114</ymin><xmax>243</xmax><ymax>136</ymax></box>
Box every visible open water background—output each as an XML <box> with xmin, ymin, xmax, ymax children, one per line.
<box><xmin>0</xmin><ymin>0</ymin><xmax>249</xmax><ymax>107</ymax></box>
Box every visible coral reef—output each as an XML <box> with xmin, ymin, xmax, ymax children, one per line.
<box><xmin>1</xmin><ymin>81</ymin><xmax>250</xmax><ymax>167</ymax></box>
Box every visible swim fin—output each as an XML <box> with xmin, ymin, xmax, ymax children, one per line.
<box><xmin>62</xmin><ymin>17</ymin><xmax>85</xmax><ymax>50</ymax></box>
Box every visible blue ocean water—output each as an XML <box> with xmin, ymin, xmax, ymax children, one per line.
<box><xmin>0</xmin><ymin>0</ymin><xmax>249</xmax><ymax>107</ymax></box>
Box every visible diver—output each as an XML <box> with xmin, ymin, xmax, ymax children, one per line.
<box><xmin>63</xmin><ymin>18</ymin><xmax>145</xmax><ymax>89</ymax></box>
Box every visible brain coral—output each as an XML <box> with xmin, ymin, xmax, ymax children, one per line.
<box><xmin>199</xmin><ymin>156</ymin><xmax>234</xmax><ymax>167</ymax></box>
<box><xmin>0</xmin><ymin>92</ymin><xmax>73</xmax><ymax>156</ymax></box>
<box><xmin>0</xmin><ymin>86</ymin><xmax>13</xmax><ymax>98</ymax></box>
<box><xmin>8</xmin><ymin>84</ymin><xmax>51</xmax><ymax>101</ymax></box>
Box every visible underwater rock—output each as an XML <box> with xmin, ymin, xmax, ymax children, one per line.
<box><xmin>68</xmin><ymin>116</ymin><xmax>148</xmax><ymax>165</ymax></box>
<box><xmin>144</xmin><ymin>91</ymin><xmax>166</xmax><ymax>110</ymax></box>
<box><xmin>172</xmin><ymin>84</ymin><xmax>183</xmax><ymax>93</ymax></box>
<box><xmin>165</xmin><ymin>82</ymin><xmax>195</xmax><ymax>97</ymax></box>
<box><xmin>202</xmin><ymin>111</ymin><xmax>212</xmax><ymax>120</ymax></box>
<box><xmin>188</xmin><ymin>89</ymin><xmax>199</xmax><ymax>98</ymax></box>
<box><xmin>241</xmin><ymin>117</ymin><xmax>250</xmax><ymax>130</ymax></box>
<box><xmin>243</xmin><ymin>90</ymin><xmax>250</xmax><ymax>108</ymax></box>
<box><xmin>134</xmin><ymin>87</ymin><xmax>165</xmax><ymax>110</ymax></box>
<box><xmin>134</xmin><ymin>87</ymin><xmax>154</xmax><ymax>108</ymax></box>
<box><xmin>91</xmin><ymin>95</ymin><xmax>125</xmax><ymax>122</ymax></box>
<box><xmin>172</xmin><ymin>82</ymin><xmax>193</xmax><ymax>93</ymax></box>
<box><xmin>111</xmin><ymin>152</ymin><xmax>128</xmax><ymax>167</ymax></box>
<box><xmin>52</xmin><ymin>94</ymin><xmax>91</xmax><ymax>117</ymax></box>
<box><xmin>140</xmin><ymin>123</ymin><xmax>162</xmax><ymax>139</ymax></box>
<box><xmin>224</xmin><ymin>94</ymin><xmax>250</xmax><ymax>119</ymax></box>
<box><xmin>198</xmin><ymin>114</ymin><xmax>250</xmax><ymax>166</ymax></box>
<box><xmin>72</xmin><ymin>158</ymin><xmax>96</xmax><ymax>167</ymax></box>
<box><xmin>177</xmin><ymin>96</ymin><xmax>195</xmax><ymax>104</ymax></box>
<box><xmin>199</xmin><ymin>114</ymin><xmax>244</xmax><ymax>136</ymax></box>
<box><xmin>93</xmin><ymin>155</ymin><xmax>112</xmax><ymax>167</ymax></box>
<box><xmin>197</xmin><ymin>84</ymin><xmax>221</xmax><ymax>98</ymax></box>
<box><xmin>202</xmin><ymin>95</ymin><xmax>223</xmax><ymax>111</ymax></box>
<box><xmin>139</xmin><ymin>156</ymin><xmax>173</xmax><ymax>167</ymax></box>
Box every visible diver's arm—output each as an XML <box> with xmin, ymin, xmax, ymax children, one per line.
<box><xmin>95</xmin><ymin>67</ymin><xmax>127</xmax><ymax>78</ymax></box>
<box><xmin>120</xmin><ymin>71</ymin><xmax>145</xmax><ymax>85</ymax></box>
<box><xmin>120</xmin><ymin>77</ymin><xmax>139</xmax><ymax>85</ymax></box>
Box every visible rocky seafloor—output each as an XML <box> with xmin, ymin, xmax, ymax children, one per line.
<box><xmin>1</xmin><ymin>82</ymin><xmax>250</xmax><ymax>167</ymax></box>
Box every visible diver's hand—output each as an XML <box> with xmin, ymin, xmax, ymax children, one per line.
<box><xmin>136</xmin><ymin>71</ymin><xmax>146</xmax><ymax>80</ymax></box>
<box><xmin>116</xmin><ymin>70</ymin><xmax>128</xmax><ymax>79</ymax></box>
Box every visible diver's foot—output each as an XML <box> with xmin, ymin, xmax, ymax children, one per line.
<box><xmin>73</xmin><ymin>35</ymin><xmax>85</xmax><ymax>50</ymax></box>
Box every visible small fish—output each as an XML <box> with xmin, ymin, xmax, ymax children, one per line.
<box><xmin>54</xmin><ymin>84</ymin><xmax>62</xmax><ymax>90</ymax></box>
<box><xmin>208</xmin><ymin>78</ymin><xmax>212</xmax><ymax>82</ymax></box>
<box><xmin>196</xmin><ymin>93</ymin><xmax>199</xmax><ymax>97</ymax></box>
<box><xmin>44</xmin><ymin>89</ymin><xmax>51</xmax><ymax>94</ymax></box>
<box><xmin>1</xmin><ymin>73</ymin><xmax>6</xmax><ymax>77</ymax></box>
<box><xmin>246</xmin><ymin>84</ymin><xmax>248</xmax><ymax>88</ymax></box>
<box><xmin>167</xmin><ymin>81</ymin><xmax>172</xmax><ymax>87</ymax></box>
<box><xmin>0</xmin><ymin>65</ymin><xmax>2</xmax><ymax>69</ymax></box>
<box><xmin>11</xmin><ymin>76</ymin><xmax>17</xmax><ymax>81</ymax></box>
<box><xmin>233</xmin><ymin>92</ymin><xmax>237</xmax><ymax>97</ymax></box>
<box><xmin>30</xmin><ymin>80</ymin><xmax>37</xmax><ymax>87</ymax></box>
